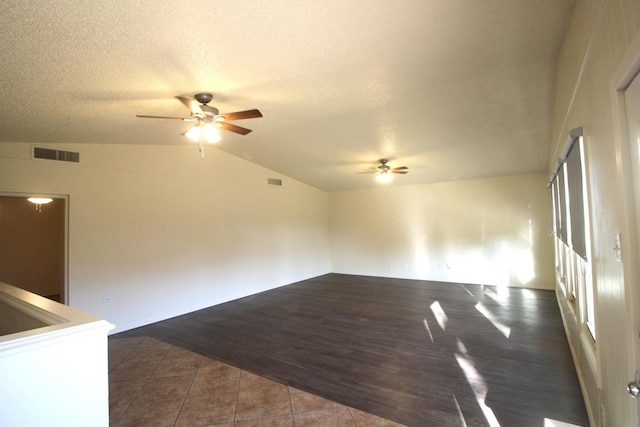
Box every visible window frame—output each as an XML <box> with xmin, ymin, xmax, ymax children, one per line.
<box><xmin>549</xmin><ymin>130</ymin><xmax>595</xmax><ymax>340</ymax></box>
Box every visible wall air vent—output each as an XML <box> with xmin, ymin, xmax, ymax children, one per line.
<box><xmin>33</xmin><ymin>147</ymin><xmax>80</xmax><ymax>163</ymax></box>
<box><xmin>268</xmin><ymin>178</ymin><xmax>283</xmax><ymax>186</ymax></box>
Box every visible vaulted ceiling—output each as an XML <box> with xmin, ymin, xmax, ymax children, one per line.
<box><xmin>0</xmin><ymin>1</ymin><xmax>575</xmax><ymax>191</ymax></box>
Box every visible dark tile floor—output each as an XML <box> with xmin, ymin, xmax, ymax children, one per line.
<box><xmin>109</xmin><ymin>335</ymin><xmax>406</xmax><ymax>426</ymax></box>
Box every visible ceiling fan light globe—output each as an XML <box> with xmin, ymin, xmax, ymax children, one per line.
<box><xmin>185</xmin><ymin>125</ymin><xmax>201</xmax><ymax>142</ymax></box>
<box><xmin>376</xmin><ymin>173</ymin><xmax>393</xmax><ymax>183</ymax></box>
<box><xmin>203</xmin><ymin>123</ymin><xmax>221</xmax><ymax>143</ymax></box>
<box><xmin>28</xmin><ymin>197</ymin><xmax>53</xmax><ymax>205</ymax></box>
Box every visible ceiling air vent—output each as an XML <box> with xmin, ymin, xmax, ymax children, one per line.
<box><xmin>267</xmin><ymin>178</ymin><xmax>282</xmax><ymax>186</ymax></box>
<box><xmin>33</xmin><ymin>147</ymin><xmax>80</xmax><ymax>163</ymax></box>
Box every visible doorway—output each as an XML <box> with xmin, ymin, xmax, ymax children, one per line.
<box><xmin>0</xmin><ymin>194</ymin><xmax>67</xmax><ymax>303</ymax></box>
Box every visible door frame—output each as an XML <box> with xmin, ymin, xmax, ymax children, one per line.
<box><xmin>0</xmin><ymin>191</ymin><xmax>69</xmax><ymax>304</ymax></box>
<box><xmin>610</xmin><ymin>32</ymin><xmax>640</xmax><ymax>423</ymax></box>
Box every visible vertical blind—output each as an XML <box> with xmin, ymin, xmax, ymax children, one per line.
<box><xmin>549</xmin><ymin>127</ymin><xmax>587</xmax><ymax>260</ymax></box>
<box><xmin>566</xmin><ymin>141</ymin><xmax>587</xmax><ymax>259</ymax></box>
<box><xmin>557</xmin><ymin>167</ymin><xmax>568</xmax><ymax>245</ymax></box>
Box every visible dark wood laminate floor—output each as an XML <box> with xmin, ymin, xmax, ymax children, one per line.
<box><xmin>115</xmin><ymin>273</ymin><xmax>589</xmax><ymax>427</ymax></box>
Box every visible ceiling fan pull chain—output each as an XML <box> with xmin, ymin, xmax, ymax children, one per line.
<box><xmin>199</xmin><ymin>130</ymin><xmax>205</xmax><ymax>158</ymax></box>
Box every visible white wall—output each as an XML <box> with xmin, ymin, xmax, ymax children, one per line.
<box><xmin>330</xmin><ymin>173</ymin><xmax>554</xmax><ymax>289</ymax></box>
<box><xmin>549</xmin><ymin>0</ymin><xmax>640</xmax><ymax>426</ymax></box>
<box><xmin>0</xmin><ymin>143</ymin><xmax>330</xmax><ymax>333</ymax></box>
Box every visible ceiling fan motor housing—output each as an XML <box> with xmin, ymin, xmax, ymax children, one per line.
<box><xmin>194</xmin><ymin>93</ymin><xmax>214</xmax><ymax>105</ymax></box>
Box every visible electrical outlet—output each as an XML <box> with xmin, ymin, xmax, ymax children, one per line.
<box><xmin>102</xmin><ymin>296</ymin><xmax>112</xmax><ymax>304</ymax></box>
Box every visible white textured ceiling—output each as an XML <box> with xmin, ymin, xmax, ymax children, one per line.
<box><xmin>0</xmin><ymin>1</ymin><xmax>575</xmax><ymax>191</ymax></box>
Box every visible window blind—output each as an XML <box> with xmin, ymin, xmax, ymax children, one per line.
<box><xmin>548</xmin><ymin>127</ymin><xmax>585</xmax><ymax>258</ymax></box>
<box><xmin>566</xmin><ymin>139</ymin><xmax>587</xmax><ymax>259</ymax></box>
<box><xmin>557</xmin><ymin>166</ymin><xmax>568</xmax><ymax>245</ymax></box>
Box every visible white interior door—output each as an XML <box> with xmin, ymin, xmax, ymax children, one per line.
<box><xmin>625</xmin><ymin>72</ymin><xmax>640</xmax><ymax>422</ymax></box>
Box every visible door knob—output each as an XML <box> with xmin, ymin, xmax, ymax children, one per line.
<box><xmin>628</xmin><ymin>380</ymin><xmax>640</xmax><ymax>398</ymax></box>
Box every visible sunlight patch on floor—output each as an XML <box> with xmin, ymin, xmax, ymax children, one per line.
<box><xmin>423</xmin><ymin>318</ymin><xmax>434</xmax><ymax>343</ymax></box>
<box><xmin>455</xmin><ymin>338</ymin><xmax>500</xmax><ymax>427</ymax></box>
<box><xmin>452</xmin><ymin>394</ymin><xmax>469</xmax><ymax>427</ymax></box>
<box><xmin>430</xmin><ymin>301</ymin><xmax>448</xmax><ymax>330</ymax></box>
<box><xmin>543</xmin><ymin>418</ymin><xmax>583</xmax><ymax>427</ymax></box>
<box><xmin>475</xmin><ymin>302</ymin><xmax>511</xmax><ymax>338</ymax></box>
<box><xmin>460</xmin><ymin>284</ymin><xmax>475</xmax><ymax>297</ymax></box>
<box><xmin>484</xmin><ymin>287</ymin><xmax>510</xmax><ymax>305</ymax></box>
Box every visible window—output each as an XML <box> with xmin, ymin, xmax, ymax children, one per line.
<box><xmin>549</xmin><ymin>129</ymin><xmax>595</xmax><ymax>339</ymax></box>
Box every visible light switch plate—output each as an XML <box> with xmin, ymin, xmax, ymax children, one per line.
<box><xmin>614</xmin><ymin>233</ymin><xmax>622</xmax><ymax>263</ymax></box>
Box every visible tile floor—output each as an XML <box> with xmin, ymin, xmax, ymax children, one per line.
<box><xmin>109</xmin><ymin>336</ymin><xmax>406</xmax><ymax>426</ymax></box>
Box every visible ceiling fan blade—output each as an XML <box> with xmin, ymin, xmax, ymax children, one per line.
<box><xmin>392</xmin><ymin>166</ymin><xmax>409</xmax><ymax>171</ymax></box>
<box><xmin>218</xmin><ymin>121</ymin><xmax>252</xmax><ymax>135</ymax></box>
<box><xmin>221</xmin><ymin>109</ymin><xmax>263</xmax><ymax>121</ymax></box>
<box><xmin>392</xmin><ymin>170</ymin><xmax>409</xmax><ymax>174</ymax></box>
<box><xmin>177</xmin><ymin>96</ymin><xmax>203</xmax><ymax>114</ymax></box>
<box><xmin>136</xmin><ymin>115</ymin><xmax>195</xmax><ymax>121</ymax></box>
<box><xmin>356</xmin><ymin>171</ymin><xmax>377</xmax><ymax>174</ymax></box>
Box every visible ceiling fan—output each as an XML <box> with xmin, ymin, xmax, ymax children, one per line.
<box><xmin>137</xmin><ymin>93</ymin><xmax>262</xmax><ymax>156</ymax></box>
<box><xmin>358</xmin><ymin>159</ymin><xmax>409</xmax><ymax>183</ymax></box>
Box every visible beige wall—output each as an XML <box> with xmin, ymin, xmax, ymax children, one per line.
<box><xmin>0</xmin><ymin>143</ymin><xmax>331</xmax><ymax>333</ymax></box>
<box><xmin>550</xmin><ymin>0</ymin><xmax>640</xmax><ymax>426</ymax></box>
<box><xmin>0</xmin><ymin>196</ymin><xmax>64</xmax><ymax>297</ymax></box>
<box><xmin>330</xmin><ymin>173</ymin><xmax>554</xmax><ymax>289</ymax></box>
